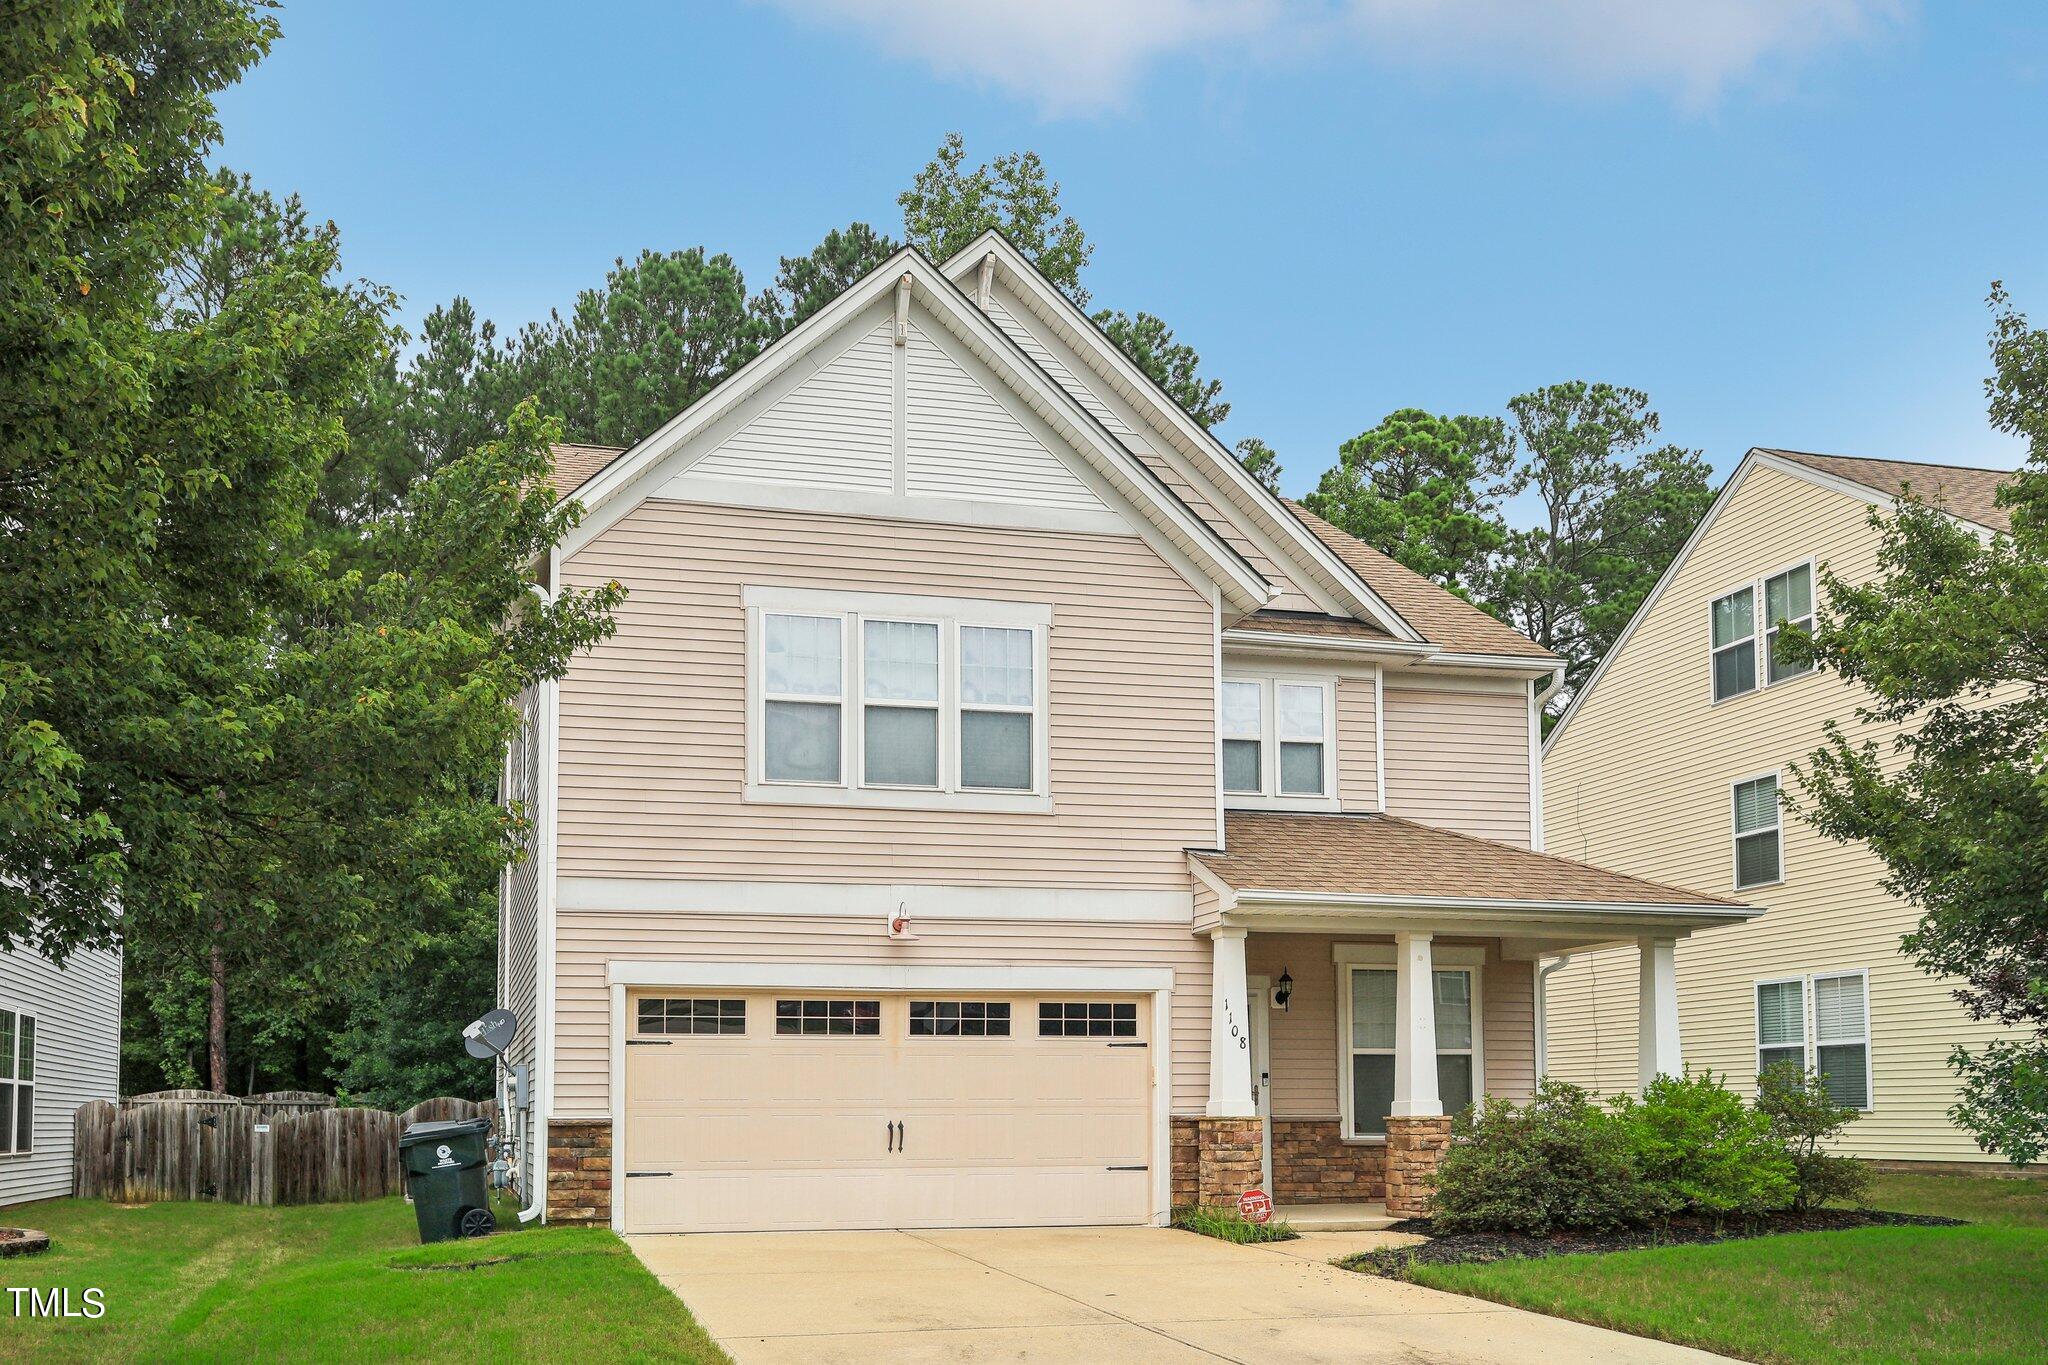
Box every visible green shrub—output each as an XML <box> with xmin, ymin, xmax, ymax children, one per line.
<box><xmin>1170</xmin><ymin>1204</ymin><xmax>1298</xmax><ymax>1243</ymax></box>
<box><xmin>1609</xmin><ymin>1070</ymin><xmax>1795</xmax><ymax>1221</ymax></box>
<box><xmin>1755</xmin><ymin>1061</ymin><xmax>1873</xmax><ymax>1210</ymax></box>
<box><xmin>1430</xmin><ymin>1079</ymin><xmax>1650</xmax><ymax>1235</ymax></box>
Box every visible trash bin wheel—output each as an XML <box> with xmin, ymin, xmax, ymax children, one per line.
<box><xmin>458</xmin><ymin>1206</ymin><xmax>496</xmax><ymax>1239</ymax></box>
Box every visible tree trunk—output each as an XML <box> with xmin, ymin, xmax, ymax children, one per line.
<box><xmin>208</xmin><ymin>938</ymin><xmax>229</xmax><ymax>1095</ymax></box>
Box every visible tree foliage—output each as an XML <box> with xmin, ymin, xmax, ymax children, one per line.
<box><xmin>1792</xmin><ymin>284</ymin><xmax>2048</xmax><ymax>1163</ymax></box>
<box><xmin>899</xmin><ymin>132</ymin><xmax>1092</xmax><ymax>305</ymax></box>
<box><xmin>0</xmin><ymin>0</ymin><xmax>278</xmax><ymax>956</ymax></box>
<box><xmin>1092</xmin><ymin>309</ymin><xmax>1229</xmax><ymax>428</ymax></box>
<box><xmin>1233</xmin><ymin>438</ymin><xmax>1282</xmax><ymax>493</ymax></box>
<box><xmin>767</xmin><ymin>221</ymin><xmax>899</xmax><ymax>332</ymax></box>
<box><xmin>1303</xmin><ymin>408</ymin><xmax>1513</xmax><ymax>598</ymax></box>
<box><xmin>1484</xmin><ymin>383</ymin><xmax>1713</xmax><ymax>709</ymax></box>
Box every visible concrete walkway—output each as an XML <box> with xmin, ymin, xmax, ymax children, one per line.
<box><xmin>627</xmin><ymin>1225</ymin><xmax>1726</xmax><ymax>1363</ymax></box>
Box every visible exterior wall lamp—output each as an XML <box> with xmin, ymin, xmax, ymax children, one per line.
<box><xmin>1274</xmin><ymin>969</ymin><xmax>1292</xmax><ymax>1012</ymax></box>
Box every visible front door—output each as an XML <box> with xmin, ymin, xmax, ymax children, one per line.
<box><xmin>1246</xmin><ymin>976</ymin><xmax>1272</xmax><ymax>1192</ymax></box>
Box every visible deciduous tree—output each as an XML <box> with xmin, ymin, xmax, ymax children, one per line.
<box><xmin>1792</xmin><ymin>285</ymin><xmax>2048</xmax><ymax>1162</ymax></box>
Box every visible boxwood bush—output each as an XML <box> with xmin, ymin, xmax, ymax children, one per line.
<box><xmin>1608</xmin><ymin>1070</ymin><xmax>1796</xmax><ymax>1221</ymax></box>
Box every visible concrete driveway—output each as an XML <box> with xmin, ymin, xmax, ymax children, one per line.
<box><xmin>627</xmin><ymin>1225</ymin><xmax>1725</xmax><ymax>1363</ymax></box>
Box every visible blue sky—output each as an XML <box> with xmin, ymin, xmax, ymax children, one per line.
<box><xmin>211</xmin><ymin>2</ymin><xmax>2045</xmax><ymax>500</ymax></box>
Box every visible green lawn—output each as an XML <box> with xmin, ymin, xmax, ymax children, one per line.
<box><xmin>1</xmin><ymin>1196</ymin><xmax>728</xmax><ymax>1363</ymax></box>
<box><xmin>1404</xmin><ymin>1173</ymin><xmax>2048</xmax><ymax>1364</ymax></box>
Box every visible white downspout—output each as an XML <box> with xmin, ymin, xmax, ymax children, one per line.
<box><xmin>1535</xmin><ymin>954</ymin><xmax>1573</xmax><ymax>1080</ymax></box>
<box><xmin>519</xmin><ymin>578</ymin><xmax>559</xmax><ymax>1224</ymax></box>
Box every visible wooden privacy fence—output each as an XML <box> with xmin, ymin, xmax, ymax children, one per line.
<box><xmin>75</xmin><ymin>1093</ymin><xmax>497</xmax><ymax>1206</ymax></box>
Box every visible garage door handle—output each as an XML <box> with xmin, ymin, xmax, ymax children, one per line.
<box><xmin>1106</xmin><ymin>1165</ymin><xmax>1148</xmax><ymax>1172</ymax></box>
<box><xmin>627</xmin><ymin>1039</ymin><xmax>671</xmax><ymax>1046</ymax></box>
<box><xmin>1108</xmin><ymin>1041</ymin><xmax>1147</xmax><ymax>1048</ymax></box>
<box><xmin>626</xmin><ymin>1171</ymin><xmax>672</xmax><ymax>1178</ymax></box>
<box><xmin>900</xmin><ymin>1121</ymin><xmax>907</xmax><ymax>1152</ymax></box>
<box><xmin>886</xmin><ymin>1121</ymin><xmax>896</xmax><ymax>1153</ymax></box>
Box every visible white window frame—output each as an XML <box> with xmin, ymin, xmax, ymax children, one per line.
<box><xmin>1333</xmin><ymin>943</ymin><xmax>1485</xmax><ymax>1144</ymax></box>
<box><xmin>858</xmin><ymin>614</ymin><xmax>944</xmax><ymax>791</ymax></box>
<box><xmin>760</xmin><ymin>610</ymin><xmax>848</xmax><ymax>786</ymax></box>
<box><xmin>0</xmin><ymin>1008</ymin><xmax>33</xmax><ymax>1158</ymax></box>
<box><xmin>744</xmin><ymin>587</ymin><xmax>1052</xmax><ymax>813</ymax></box>
<box><xmin>1731</xmin><ymin>770</ymin><xmax>1784</xmax><ymax>890</ymax></box>
<box><xmin>1710</xmin><ymin>557</ymin><xmax>1819</xmax><ymax>705</ymax></box>
<box><xmin>1751</xmin><ymin>969</ymin><xmax>1873</xmax><ymax>1111</ymax></box>
<box><xmin>1753</xmin><ymin>974</ymin><xmax>1808</xmax><ymax>1077</ymax></box>
<box><xmin>1220</xmin><ymin>674</ymin><xmax>1338</xmax><ymax>812</ymax></box>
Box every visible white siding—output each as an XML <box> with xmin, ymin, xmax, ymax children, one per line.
<box><xmin>692</xmin><ymin>322</ymin><xmax>895</xmax><ymax>491</ymax></box>
<box><xmin>0</xmin><ymin>944</ymin><xmax>120</xmax><ymax>1207</ymax></box>
<box><xmin>905</xmin><ymin>325</ymin><xmax>1105</xmax><ymax>510</ymax></box>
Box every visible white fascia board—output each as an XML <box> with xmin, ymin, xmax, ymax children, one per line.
<box><xmin>940</xmin><ymin>233</ymin><xmax>1422</xmax><ymax>643</ymax></box>
<box><xmin>1184</xmin><ymin>854</ymin><xmax>1241</xmax><ymax>905</ymax></box>
<box><xmin>1415</xmin><ymin>652</ymin><xmax>1565</xmax><ymax>677</ymax></box>
<box><xmin>558</xmin><ymin>248</ymin><xmax>1271</xmax><ymax>614</ymax></box>
<box><xmin>605</xmin><ymin>961</ymin><xmax>1175</xmax><ymax>993</ymax></box>
<box><xmin>1226</xmin><ymin>888</ymin><xmax>1760</xmax><ymax>924</ymax></box>
<box><xmin>1219</xmin><ymin>628</ymin><xmax>1438</xmax><ymax>660</ymax></box>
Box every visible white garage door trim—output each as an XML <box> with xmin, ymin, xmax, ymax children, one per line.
<box><xmin>603</xmin><ymin>962</ymin><xmax>1176</xmax><ymax>1233</ymax></box>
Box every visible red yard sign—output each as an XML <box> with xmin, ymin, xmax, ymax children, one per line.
<box><xmin>1238</xmin><ymin>1188</ymin><xmax>1273</xmax><ymax>1224</ymax></box>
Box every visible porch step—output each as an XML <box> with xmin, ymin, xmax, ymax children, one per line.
<box><xmin>1274</xmin><ymin>1201</ymin><xmax>1398</xmax><ymax>1232</ymax></box>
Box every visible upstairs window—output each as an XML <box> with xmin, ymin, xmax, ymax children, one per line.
<box><xmin>1713</xmin><ymin>561</ymin><xmax>1817</xmax><ymax>701</ymax></box>
<box><xmin>1711</xmin><ymin>587</ymin><xmax>1757</xmax><ymax>701</ymax></box>
<box><xmin>1221</xmin><ymin>676</ymin><xmax>1333</xmax><ymax>807</ymax></box>
<box><xmin>748</xmin><ymin>590</ymin><xmax>1048</xmax><ymax>808</ymax></box>
<box><xmin>1732</xmin><ymin>774</ymin><xmax>1782</xmax><ymax>889</ymax></box>
<box><xmin>1764</xmin><ymin>565</ymin><xmax>1815</xmax><ymax>684</ymax></box>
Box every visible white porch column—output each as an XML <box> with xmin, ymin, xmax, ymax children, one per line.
<box><xmin>1637</xmin><ymin>935</ymin><xmax>1683</xmax><ymax>1090</ymax></box>
<box><xmin>1389</xmin><ymin>930</ymin><xmax>1442</xmax><ymax>1118</ymax></box>
<box><xmin>1205</xmin><ymin>927</ymin><xmax>1256</xmax><ymax>1117</ymax></box>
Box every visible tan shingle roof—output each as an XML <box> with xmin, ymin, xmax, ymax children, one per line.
<box><xmin>1233</xmin><ymin>610</ymin><xmax>1395</xmax><ymax>642</ymax></box>
<box><xmin>546</xmin><ymin>442</ymin><xmax>627</xmax><ymax>498</ymax></box>
<box><xmin>1762</xmin><ymin>449</ymin><xmax>2014</xmax><ymax>533</ymax></box>
<box><xmin>1283</xmin><ymin>503</ymin><xmax>1558</xmax><ymax>661</ymax></box>
<box><xmin>1193</xmin><ymin>811</ymin><xmax>1742</xmax><ymax>909</ymax></box>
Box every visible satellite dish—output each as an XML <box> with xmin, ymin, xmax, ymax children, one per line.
<box><xmin>463</xmin><ymin>1008</ymin><xmax>519</xmax><ymax>1060</ymax></box>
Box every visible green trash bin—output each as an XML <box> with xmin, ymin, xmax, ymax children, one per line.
<box><xmin>400</xmin><ymin>1117</ymin><xmax>496</xmax><ymax>1243</ymax></box>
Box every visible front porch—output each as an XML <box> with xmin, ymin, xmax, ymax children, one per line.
<box><xmin>1180</xmin><ymin>812</ymin><xmax>1761</xmax><ymax>1216</ymax></box>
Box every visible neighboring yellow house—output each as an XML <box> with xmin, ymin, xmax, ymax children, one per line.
<box><xmin>1540</xmin><ymin>447</ymin><xmax>2021</xmax><ymax>1165</ymax></box>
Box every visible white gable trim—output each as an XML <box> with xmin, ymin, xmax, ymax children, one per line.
<box><xmin>561</xmin><ymin>249</ymin><xmax>1272</xmax><ymax>614</ymax></box>
<box><xmin>1542</xmin><ymin>446</ymin><xmax>1983</xmax><ymax>756</ymax></box>
<box><xmin>942</xmin><ymin>232</ymin><xmax>1423</xmax><ymax>643</ymax></box>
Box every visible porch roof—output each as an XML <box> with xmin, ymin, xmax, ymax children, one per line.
<box><xmin>1191</xmin><ymin>811</ymin><xmax>1752</xmax><ymax>917</ymax></box>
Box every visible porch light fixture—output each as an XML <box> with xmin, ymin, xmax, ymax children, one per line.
<box><xmin>1274</xmin><ymin>969</ymin><xmax>1293</xmax><ymax>1012</ymax></box>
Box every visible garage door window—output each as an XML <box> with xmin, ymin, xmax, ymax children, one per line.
<box><xmin>908</xmin><ymin>1001</ymin><xmax>1011</xmax><ymax>1037</ymax></box>
<box><xmin>1039</xmin><ymin>1002</ymin><xmax>1137</xmax><ymax>1038</ymax></box>
<box><xmin>638</xmin><ymin>998</ymin><xmax>745</xmax><ymax>1036</ymax></box>
<box><xmin>776</xmin><ymin>999</ymin><xmax>880</xmax><ymax>1036</ymax></box>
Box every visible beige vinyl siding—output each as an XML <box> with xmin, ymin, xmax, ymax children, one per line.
<box><xmin>692</xmin><ymin>322</ymin><xmax>895</xmax><ymax>491</ymax></box>
<box><xmin>553</xmin><ymin>912</ymin><xmax>1211</xmax><ymax>1119</ymax></box>
<box><xmin>557</xmin><ymin>501</ymin><xmax>1216</xmax><ymax>886</ymax></box>
<box><xmin>1382</xmin><ymin>683</ymin><xmax>1532</xmax><ymax>846</ymax></box>
<box><xmin>1542</xmin><ymin>462</ymin><xmax>2023</xmax><ymax>1160</ymax></box>
<box><xmin>0</xmin><ymin>945</ymin><xmax>120</xmax><ymax>1206</ymax></box>
<box><xmin>903</xmin><ymin>324</ymin><xmax>1106</xmax><ymax>511</ymax></box>
<box><xmin>1244</xmin><ymin>935</ymin><xmax>1533</xmax><ymax>1121</ymax></box>
<box><xmin>1335</xmin><ymin>675</ymin><xmax>1381</xmax><ymax>811</ymax></box>
<box><xmin>981</xmin><ymin>291</ymin><xmax>1321</xmax><ymax>612</ymax></box>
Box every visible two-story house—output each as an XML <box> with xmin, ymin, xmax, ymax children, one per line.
<box><xmin>498</xmin><ymin>233</ymin><xmax>1755</xmax><ymax>1234</ymax></box>
<box><xmin>1541</xmin><ymin>447</ymin><xmax>2022</xmax><ymax>1165</ymax></box>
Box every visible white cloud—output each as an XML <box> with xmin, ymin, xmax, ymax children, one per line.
<box><xmin>760</xmin><ymin>0</ymin><xmax>1909</xmax><ymax>115</ymax></box>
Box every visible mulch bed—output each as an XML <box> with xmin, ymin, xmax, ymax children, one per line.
<box><xmin>0</xmin><ymin>1227</ymin><xmax>52</xmax><ymax>1258</ymax></box>
<box><xmin>1348</xmin><ymin>1208</ymin><xmax>1964</xmax><ymax>1276</ymax></box>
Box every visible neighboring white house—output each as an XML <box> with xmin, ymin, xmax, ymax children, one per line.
<box><xmin>0</xmin><ymin>944</ymin><xmax>121</xmax><ymax>1207</ymax></box>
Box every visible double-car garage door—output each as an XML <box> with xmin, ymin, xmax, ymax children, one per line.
<box><xmin>621</xmin><ymin>991</ymin><xmax>1153</xmax><ymax>1234</ymax></box>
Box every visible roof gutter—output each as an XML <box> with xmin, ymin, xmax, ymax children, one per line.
<box><xmin>1224</xmin><ymin>888</ymin><xmax>1760</xmax><ymax>922</ymax></box>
